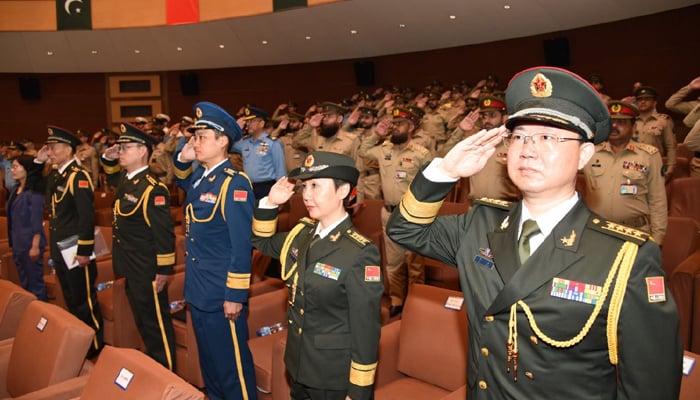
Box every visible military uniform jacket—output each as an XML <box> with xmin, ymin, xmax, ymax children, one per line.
<box><xmin>46</xmin><ymin>159</ymin><xmax>95</xmax><ymax>257</ymax></box>
<box><xmin>102</xmin><ymin>160</ymin><xmax>175</xmax><ymax>278</ymax></box>
<box><xmin>385</xmin><ymin>170</ymin><xmax>682</xmax><ymax>400</ymax></box>
<box><xmin>583</xmin><ymin>142</ymin><xmax>667</xmax><ymax>242</ymax></box>
<box><xmin>251</xmin><ymin>210</ymin><xmax>383</xmax><ymax>400</ymax></box>
<box><xmin>634</xmin><ymin>111</ymin><xmax>677</xmax><ymax>174</ymax></box>
<box><xmin>665</xmin><ymin>84</ymin><xmax>700</xmax><ymax>128</ymax></box>
<box><xmin>293</xmin><ymin>125</ymin><xmax>360</xmax><ymax>158</ymax></box>
<box><xmin>174</xmin><ymin>155</ymin><xmax>256</xmax><ymax>311</ymax></box>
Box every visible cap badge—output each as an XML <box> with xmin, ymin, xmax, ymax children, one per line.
<box><xmin>195</xmin><ymin>107</ymin><xmax>203</xmax><ymax>118</ymax></box>
<box><xmin>48</xmin><ymin>128</ymin><xmax>54</xmax><ymax>135</ymax></box>
<box><xmin>610</xmin><ymin>103</ymin><xmax>622</xmax><ymax>113</ymax></box>
<box><xmin>245</xmin><ymin>108</ymin><xmax>251</xmax><ymax>116</ymax></box>
<box><xmin>483</xmin><ymin>99</ymin><xmax>492</xmax><ymax>107</ymax></box>
<box><xmin>530</xmin><ymin>73</ymin><xmax>553</xmax><ymax>98</ymax></box>
<box><xmin>120</xmin><ymin>124</ymin><xmax>127</xmax><ymax>133</ymax></box>
<box><xmin>393</xmin><ymin>108</ymin><xmax>400</xmax><ymax>117</ymax></box>
<box><xmin>304</xmin><ymin>154</ymin><xmax>315</xmax><ymax>168</ymax></box>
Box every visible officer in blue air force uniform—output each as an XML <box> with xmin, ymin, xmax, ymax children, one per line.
<box><xmin>173</xmin><ymin>101</ymin><xmax>257</xmax><ymax>400</ymax></box>
<box><xmin>251</xmin><ymin>151</ymin><xmax>383</xmax><ymax>400</ymax></box>
<box><xmin>386</xmin><ymin>67</ymin><xmax>682</xmax><ymax>399</ymax></box>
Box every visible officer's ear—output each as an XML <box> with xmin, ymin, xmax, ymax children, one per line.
<box><xmin>577</xmin><ymin>142</ymin><xmax>595</xmax><ymax>170</ymax></box>
<box><xmin>336</xmin><ymin>181</ymin><xmax>350</xmax><ymax>200</ymax></box>
<box><xmin>335</xmin><ymin>115</ymin><xmax>343</xmax><ymax>125</ymax></box>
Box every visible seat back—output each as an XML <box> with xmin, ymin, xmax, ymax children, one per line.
<box><xmin>0</xmin><ymin>280</ymin><xmax>36</xmax><ymax>340</ymax></box>
<box><xmin>352</xmin><ymin>199</ymin><xmax>384</xmax><ymax>238</ymax></box>
<box><xmin>396</xmin><ymin>284</ymin><xmax>467</xmax><ymax>391</ymax></box>
<box><xmin>662</xmin><ymin>216</ymin><xmax>700</xmax><ymax>277</ymax></box>
<box><xmin>669</xmin><ymin>177</ymin><xmax>700</xmax><ymax>228</ymax></box>
<box><xmin>681</xmin><ymin>351</ymin><xmax>700</xmax><ymax>400</ymax></box>
<box><xmin>7</xmin><ymin>301</ymin><xmax>94</xmax><ymax>397</ymax></box>
<box><xmin>79</xmin><ymin>346</ymin><xmax>204</xmax><ymax>400</ymax></box>
<box><xmin>669</xmin><ymin>251</ymin><xmax>700</xmax><ymax>352</ymax></box>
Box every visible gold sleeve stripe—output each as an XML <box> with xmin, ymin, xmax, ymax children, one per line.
<box><xmin>253</xmin><ymin>217</ymin><xmax>278</xmax><ymax>237</ymax></box>
<box><xmin>399</xmin><ymin>190</ymin><xmax>444</xmax><ymax>225</ymax></box>
<box><xmin>77</xmin><ymin>239</ymin><xmax>95</xmax><ymax>245</ymax></box>
<box><xmin>174</xmin><ymin>165</ymin><xmax>193</xmax><ymax>179</ymax></box>
<box><xmin>349</xmin><ymin>361</ymin><xmax>377</xmax><ymax>387</ymax></box>
<box><xmin>101</xmin><ymin>163</ymin><xmax>121</xmax><ymax>175</ymax></box>
<box><xmin>226</xmin><ymin>272</ymin><xmax>251</xmax><ymax>290</ymax></box>
<box><xmin>157</xmin><ymin>253</ymin><xmax>176</xmax><ymax>266</ymax></box>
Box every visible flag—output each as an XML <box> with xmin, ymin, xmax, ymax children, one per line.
<box><xmin>273</xmin><ymin>0</ymin><xmax>307</xmax><ymax>12</ymax></box>
<box><xmin>167</xmin><ymin>0</ymin><xmax>200</xmax><ymax>25</ymax></box>
<box><xmin>56</xmin><ymin>0</ymin><xmax>92</xmax><ymax>30</ymax></box>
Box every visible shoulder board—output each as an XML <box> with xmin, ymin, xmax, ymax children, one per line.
<box><xmin>408</xmin><ymin>142</ymin><xmax>430</xmax><ymax>155</ymax></box>
<box><xmin>269</xmin><ymin>136</ymin><xmax>278</xmax><ymax>141</ymax></box>
<box><xmin>69</xmin><ymin>164</ymin><xmax>84</xmax><ymax>173</ymax></box>
<box><xmin>634</xmin><ymin>142</ymin><xmax>659</xmax><ymax>155</ymax></box>
<box><xmin>344</xmin><ymin>228</ymin><xmax>371</xmax><ymax>248</ymax></box>
<box><xmin>474</xmin><ymin>197</ymin><xmax>513</xmax><ymax>210</ymax></box>
<box><xmin>587</xmin><ymin>217</ymin><xmax>650</xmax><ymax>245</ymax></box>
<box><xmin>145</xmin><ymin>175</ymin><xmax>159</xmax><ymax>186</ymax></box>
<box><xmin>297</xmin><ymin>217</ymin><xmax>317</xmax><ymax>228</ymax></box>
<box><xmin>223</xmin><ymin>167</ymin><xmax>238</xmax><ymax>176</ymax></box>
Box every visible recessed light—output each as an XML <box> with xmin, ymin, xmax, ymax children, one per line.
<box><xmin>350</xmin><ymin>29</ymin><xmax>358</xmax><ymax>35</ymax></box>
<box><xmin>262</xmin><ymin>40</ymin><xmax>268</xmax><ymax>45</ymax></box>
<box><xmin>399</xmin><ymin>24</ymin><xmax>406</xmax><ymax>28</ymax></box>
<box><xmin>504</xmin><ymin>5</ymin><xmax>511</xmax><ymax>9</ymax></box>
<box><xmin>176</xmin><ymin>46</ymin><xmax>183</xmax><ymax>52</ymax></box>
<box><xmin>449</xmin><ymin>15</ymin><xmax>457</xmax><ymax>20</ymax></box>
<box><xmin>47</xmin><ymin>51</ymin><xmax>54</xmax><ymax>56</ymax></box>
<box><xmin>91</xmin><ymin>50</ymin><xmax>98</xmax><ymax>55</ymax></box>
<box><xmin>134</xmin><ymin>49</ymin><xmax>141</xmax><ymax>54</ymax></box>
<box><xmin>305</xmin><ymin>36</ymin><xmax>311</xmax><ymax>40</ymax></box>
<box><xmin>218</xmin><ymin>44</ymin><xmax>225</xmax><ymax>49</ymax></box>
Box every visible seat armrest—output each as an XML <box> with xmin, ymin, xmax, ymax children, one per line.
<box><xmin>11</xmin><ymin>375</ymin><xmax>89</xmax><ymax>400</ymax></box>
<box><xmin>0</xmin><ymin>338</ymin><xmax>14</xmax><ymax>397</ymax></box>
<box><xmin>271</xmin><ymin>335</ymin><xmax>290</xmax><ymax>400</ymax></box>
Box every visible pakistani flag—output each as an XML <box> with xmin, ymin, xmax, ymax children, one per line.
<box><xmin>56</xmin><ymin>0</ymin><xmax>92</xmax><ymax>30</ymax></box>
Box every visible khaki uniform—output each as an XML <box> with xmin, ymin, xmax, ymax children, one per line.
<box><xmin>293</xmin><ymin>125</ymin><xmax>359</xmax><ymax>157</ymax></box>
<box><xmin>666</xmin><ymin>85</ymin><xmax>700</xmax><ymax>176</ymax></box>
<box><xmin>358</xmin><ymin>134</ymin><xmax>431</xmax><ymax>306</ymax></box>
<box><xmin>583</xmin><ymin>142</ymin><xmax>667</xmax><ymax>242</ymax></box>
<box><xmin>684</xmin><ymin>121</ymin><xmax>700</xmax><ymax>176</ymax></box>
<box><xmin>149</xmin><ymin>142</ymin><xmax>174</xmax><ymax>186</ymax></box>
<box><xmin>76</xmin><ymin>143</ymin><xmax>99</xmax><ymax>188</ymax></box>
<box><xmin>278</xmin><ymin>134</ymin><xmax>306</xmax><ymax>173</ymax></box>
<box><xmin>354</xmin><ymin>127</ymin><xmax>382</xmax><ymax>200</ymax></box>
<box><xmin>440</xmin><ymin>123</ymin><xmax>482</xmax><ymax>157</ymax></box>
<box><xmin>634</xmin><ymin>111</ymin><xmax>677</xmax><ymax>175</ymax></box>
<box><xmin>420</xmin><ymin>111</ymin><xmax>448</xmax><ymax>152</ymax></box>
<box><xmin>469</xmin><ymin>142</ymin><xmax>520</xmax><ymax>201</ymax></box>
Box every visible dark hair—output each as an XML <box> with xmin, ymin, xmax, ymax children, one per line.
<box><xmin>14</xmin><ymin>155</ymin><xmax>45</xmax><ymax>194</ymax></box>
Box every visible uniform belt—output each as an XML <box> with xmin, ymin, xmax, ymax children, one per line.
<box><xmin>620</xmin><ymin>215</ymin><xmax>649</xmax><ymax>229</ymax></box>
<box><xmin>384</xmin><ymin>204</ymin><xmax>397</xmax><ymax>212</ymax></box>
<box><xmin>364</xmin><ymin>170</ymin><xmax>379</xmax><ymax>177</ymax></box>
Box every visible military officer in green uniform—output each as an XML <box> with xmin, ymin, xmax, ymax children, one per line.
<box><xmin>386</xmin><ymin>66</ymin><xmax>682</xmax><ymax>399</ymax></box>
<box><xmin>101</xmin><ymin>123</ymin><xmax>177</xmax><ymax>370</ymax></box>
<box><xmin>252</xmin><ymin>151</ymin><xmax>383</xmax><ymax>400</ymax></box>
<box><xmin>36</xmin><ymin>126</ymin><xmax>104</xmax><ymax>358</ymax></box>
<box><xmin>583</xmin><ymin>101</ymin><xmax>667</xmax><ymax>243</ymax></box>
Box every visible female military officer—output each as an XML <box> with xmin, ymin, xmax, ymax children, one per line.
<box><xmin>252</xmin><ymin>151</ymin><xmax>383</xmax><ymax>400</ymax></box>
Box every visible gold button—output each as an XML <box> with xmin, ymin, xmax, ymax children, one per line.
<box><xmin>478</xmin><ymin>380</ymin><xmax>487</xmax><ymax>390</ymax></box>
<box><xmin>525</xmin><ymin>371</ymin><xmax>534</xmax><ymax>380</ymax></box>
<box><xmin>530</xmin><ymin>336</ymin><xmax>538</xmax><ymax>345</ymax></box>
<box><xmin>484</xmin><ymin>315</ymin><xmax>494</xmax><ymax>322</ymax></box>
<box><xmin>300</xmin><ymin>309</ymin><xmax>304</xmax><ymax>316</ymax></box>
<box><xmin>298</xmin><ymin>328</ymin><xmax>302</xmax><ymax>334</ymax></box>
<box><xmin>190</xmin><ymin>237</ymin><xmax>195</xmax><ymax>242</ymax></box>
<box><xmin>480</xmin><ymin>347</ymin><xmax>489</xmax><ymax>356</ymax></box>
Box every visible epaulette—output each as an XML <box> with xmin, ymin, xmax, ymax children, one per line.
<box><xmin>145</xmin><ymin>175</ymin><xmax>159</xmax><ymax>186</ymax></box>
<box><xmin>223</xmin><ymin>167</ymin><xmax>238</xmax><ymax>176</ymax></box>
<box><xmin>298</xmin><ymin>217</ymin><xmax>317</xmax><ymax>228</ymax></box>
<box><xmin>408</xmin><ymin>142</ymin><xmax>430</xmax><ymax>155</ymax></box>
<box><xmin>634</xmin><ymin>142</ymin><xmax>659</xmax><ymax>155</ymax></box>
<box><xmin>474</xmin><ymin>197</ymin><xmax>513</xmax><ymax>211</ymax></box>
<box><xmin>587</xmin><ymin>217</ymin><xmax>650</xmax><ymax>246</ymax></box>
<box><xmin>344</xmin><ymin>228</ymin><xmax>371</xmax><ymax>248</ymax></box>
<box><xmin>69</xmin><ymin>164</ymin><xmax>83</xmax><ymax>173</ymax></box>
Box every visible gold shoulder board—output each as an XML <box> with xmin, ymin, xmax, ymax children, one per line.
<box><xmin>223</xmin><ymin>167</ymin><xmax>237</xmax><ymax>176</ymax></box>
<box><xmin>588</xmin><ymin>217</ymin><xmax>650</xmax><ymax>245</ymax></box>
<box><xmin>345</xmin><ymin>229</ymin><xmax>371</xmax><ymax>247</ymax></box>
<box><xmin>474</xmin><ymin>197</ymin><xmax>513</xmax><ymax>210</ymax></box>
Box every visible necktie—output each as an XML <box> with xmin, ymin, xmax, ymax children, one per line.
<box><xmin>518</xmin><ymin>219</ymin><xmax>541</xmax><ymax>264</ymax></box>
<box><xmin>309</xmin><ymin>234</ymin><xmax>321</xmax><ymax>248</ymax></box>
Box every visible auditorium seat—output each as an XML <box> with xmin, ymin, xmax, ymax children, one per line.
<box><xmin>373</xmin><ymin>284</ymin><xmax>467</xmax><ymax>399</ymax></box>
<box><xmin>662</xmin><ymin>216</ymin><xmax>700</xmax><ymax>278</ymax></box>
<box><xmin>668</xmin><ymin>177</ymin><xmax>700</xmax><ymax>228</ymax></box>
<box><xmin>669</xmin><ymin>251</ymin><xmax>700</xmax><ymax>352</ymax></box>
<box><xmin>277</xmin><ymin>194</ymin><xmax>305</xmax><ymax>233</ymax></box>
<box><xmin>0</xmin><ymin>301</ymin><xmax>94</xmax><ymax>399</ymax></box>
<box><xmin>0</xmin><ymin>280</ymin><xmax>36</xmax><ymax>340</ymax></box>
<box><xmin>93</xmin><ymin>190</ymin><xmax>113</xmax><ymax>210</ymax></box>
<box><xmin>681</xmin><ymin>351</ymin><xmax>700</xmax><ymax>400</ymax></box>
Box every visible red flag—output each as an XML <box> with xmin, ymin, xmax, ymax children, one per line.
<box><xmin>167</xmin><ymin>0</ymin><xmax>200</xmax><ymax>25</ymax></box>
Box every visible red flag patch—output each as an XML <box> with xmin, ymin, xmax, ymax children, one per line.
<box><xmin>233</xmin><ymin>190</ymin><xmax>248</xmax><ymax>202</ymax></box>
<box><xmin>154</xmin><ymin>196</ymin><xmax>167</xmax><ymax>206</ymax></box>
<box><xmin>646</xmin><ymin>276</ymin><xmax>666</xmax><ymax>303</ymax></box>
<box><xmin>78</xmin><ymin>180</ymin><xmax>89</xmax><ymax>189</ymax></box>
<box><xmin>365</xmin><ymin>266</ymin><xmax>381</xmax><ymax>282</ymax></box>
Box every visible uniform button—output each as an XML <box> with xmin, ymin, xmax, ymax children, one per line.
<box><xmin>300</xmin><ymin>291</ymin><xmax>304</xmax><ymax>296</ymax></box>
<box><xmin>191</xmin><ymin>257</ymin><xmax>196</xmax><ymax>261</ymax></box>
<box><xmin>190</xmin><ymin>237</ymin><xmax>194</xmax><ymax>242</ymax></box>
<box><xmin>185</xmin><ymin>251</ymin><xmax>188</xmax><ymax>256</ymax></box>
<box><xmin>480</xmin><ymin>347</ymin><xmax>489</xmax><ymax>356</ymax></box>
<box><xmin>300</xmin><ymin>309</ymin><xmax>304</xmax><ymax>316</ymax></box>
<box><xmin>478</xmin><ymin>380</ymin><xmax>487</xmax><ymax>390</ymax></box>
<box><xmin>525</xmin><ymin>371</ymin><xmax>535</xmax><ymax>380</ymax></box>
<box><xmin>298</xmin><ymin>328</ymin><xmax>302</xmax><ymax>335</ymax></box>
<box><xmin>484</xmin><ymin>315</ymin><xmax>494</xmax><ymax>322</ymax></box>
<box><xmin>530</xmin><ymin>336</ymin><xmax>538</xmax><ymax>345</ymax></box>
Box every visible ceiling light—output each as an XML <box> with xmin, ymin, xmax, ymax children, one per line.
<box><xmin>262</xmin><ymin>40</ymin><xmax>268</xmax><ymax>45</ymax></box>
<box><xmin>91</xmin><ymin>50</ymin><xmax>98</xmax><ymax>55</ymax></box>
<box><xmin>504</xmin><ymin>5</ymin><xmax>511</xmax><ymax>9</ymax></box>
<box><xmin>350</xmin><ymin>29</ymin><xmax>358</xmax><ymax>35</ymax></box>
<box><xmin>176</xmin><ymin>46</ymin><xmax>183</xmax><ymax>52</ymax></box>
<box><xmin>399</xmin><ymin>24</ymin><xmax>406</xmax><ymax>28</ymax></box>
<box><xmin>449</xmin><ymin>15</ymin><xmax>457</xmax><ymax>20</ymax></box>
<box><xmin>134</xmin><ymin>49</ymin><xmax>141</xmax><ymax>54</ymax></box>
<box><xmin>305</xmin><ymin>36</ymin><xmax>311</xmax><ymax>40</ymax></box>
<box><xmin>218</xmin><ymin>44</ymin><xmax>225</xmax><ymax>49</ymax></box>
<box><xmin>47</xmin><ymin>51</ymin><xmax>54</xmax><ymax>56</ymax></box>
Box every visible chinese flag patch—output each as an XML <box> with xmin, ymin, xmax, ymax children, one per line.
<box><xmin>154</xmin><ymin>196</ymin><xmax>166</xmax><ymax>206</ymax></box>
<box><xmin>646</xmin><ymin>276</ymin><xmax>666</xmax><ymax>303</ymax></box>
<box><xmin>365</xmin><ymin>266</ymin><xmax>381</xmax><ymax>282</ymax></box>
<box><xmin>233</xmin><ymin>190</ymin><xmax>248</xmax><ymax>202</ymax></box>
<box><xmin>78</xmin><ymin>180</ymin><xmax>89</xmax><ymax>188</ymax></box>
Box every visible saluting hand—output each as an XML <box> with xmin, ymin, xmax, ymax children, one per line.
<box><xmin>268</xmin><ymin>177</ymin><xmax>296</xmax><ymax>207</ymax></box>
<box><xmin>103</xmin><ymin>144</ymin><xmax>120</xmax><ymax>161</ymax></box>
<box><xmin>459</xmin><ymin>110</ymin><xmax>480</xmax><ymax>132</ymax></box>
<box><xmin>437</xmin><ymin>126</ymin><xmax>504</xmax><ymax>179</ymax></box>
<box><xmin>179</xmin><ymin>138</ymin><xmax>196</xmax><ymax>162</ymax></box>
<box><xmin>374</xmin><ymin>119</ymin><xmax>392</xmax><ymax>137</ymax></box>
<box><xmin>347</xmin><ymin>108</ymin><xmax>361</xmax><ymax>125</ymax></box>
<box><xmin>309</xmin><ymin>113</ymin><xmax>324</xmax><ymax>128</ymax></box>
<box><xmin>36</xmin><ymin>145</ymin><xmax>49</xmax><ymax>163</ymax></box>
<box><xmin>689</xmin><ymin>76</ymin><xmax>700</xmax><ymax>91</ymax></box>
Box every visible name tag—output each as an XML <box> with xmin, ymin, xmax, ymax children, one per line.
<box><xmin>395</xmin><ymin>170</ymin><xmax>407</xmax><ymax>179</ymax></box>
<box><xmin>313</xmin><ymin>262</ymin><xmax>341</xmax><ymax>280</ymax></box>
<box><xmin>620</xmin><ymin>184</ymin><xmax>637</xmax><ymax>195</ymax></box>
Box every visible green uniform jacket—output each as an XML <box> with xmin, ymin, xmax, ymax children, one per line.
<box><xmin>386</xmin><ymin>169</ymin><xmax>682</xmax><ymax>400</ymax></box>
<box><xmin>252</xmin><ymin>208</ymin><xmax>383</xmax><ymax>400</ymax></box>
